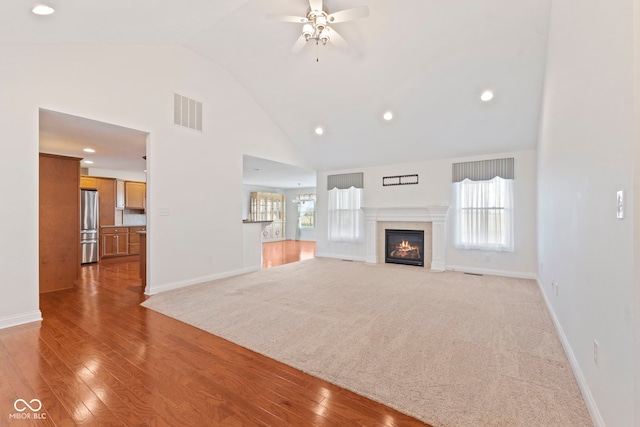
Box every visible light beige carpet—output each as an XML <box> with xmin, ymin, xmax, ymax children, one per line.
<box><xmin>141</xmin><ymin>257</ymin><xmax>592</xmax><ymax>427</ymax></box>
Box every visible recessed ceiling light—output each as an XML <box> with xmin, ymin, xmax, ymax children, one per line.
<box><xmin>315</xmin><ymin>127</ymin><xmax>324</xmax><ymax>135</ymax></box>
<box><xmin>32</xmin><ymin>4</ymin><xmax>55</xmax><ymax>15</ymax></box>
<box><xmin>83</xmin><ymin>160</ymin><xmax>94</xmax><ymax>164</ymax></box>
<box><xmin>480</xmin><ymin>90</ymin><xmax>494</xmax><ymax>102</ymax></box>
<box><xmin>383</xmin><ymin>111</ymin><xmax>393</xmax><ymax>121</ymax></box>
<box><xmin>83</xmin><ymin>148</ymin><xmax>95</xmax><ymax>153</ymax></box>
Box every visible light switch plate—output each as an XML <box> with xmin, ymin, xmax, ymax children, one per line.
<box><xmin>616</xmin><ymin>190</ymin><xmax>624</xmax><ymax>219</ymax></box>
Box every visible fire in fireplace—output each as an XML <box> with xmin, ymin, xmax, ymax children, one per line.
<box><xmin>385</xmin><ymin>229</ymin><xmax>425</xmax><ymax>267</ymax></box>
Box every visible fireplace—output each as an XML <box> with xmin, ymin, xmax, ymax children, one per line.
<box><xmin>385</xmin><ymin>229</ymin><xmax>425</xmax><ymax>267</ymax></box>
<box><xmin>363</xmin><ymin>207</ymin><xmax>449</xmax><ymax>270</ymax></box>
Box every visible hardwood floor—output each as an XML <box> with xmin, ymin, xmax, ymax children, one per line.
<box><xmin>262</xmin><ymin>240</ymin><xmax>316</xmax><ymax>269</ymax></box>
<box><xmin>0</xmin><ymin>259</ymin><xmax>430</xmax><ymax>426</ymax></box>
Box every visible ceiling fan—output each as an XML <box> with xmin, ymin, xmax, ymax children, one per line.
<box><xmin>266</xmin><ymin>0</ymin><xmax>369</xmax><ymax>53</ymax></box>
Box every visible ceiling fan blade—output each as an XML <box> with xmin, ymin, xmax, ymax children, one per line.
<box><xmin>292</xmin><ymin>34</ymin><xmax>307</xmax><ymax>53</ymax></box>
<box><xmin>328</xmin><ymin>6</ymin><xmax>369</xmax><ymax>24</ymax></box>
<box><xmin>266</xmin><ymin>13</ymin><xmax>308</xmax><ymax>23</ymax></box>
<box><xmin>309</xmin><ymin>0</ymin><xmax>323</xmax><ymax>12</ymax></box>
<box><xmin>327</xmin><ymin>27</ymin><xmax>350</xmax><ymax>51</ymax></box>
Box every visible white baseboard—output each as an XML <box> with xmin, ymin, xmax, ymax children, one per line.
<box><xmin>447</xmin><ymin>265</ymin><xmax>537</xmax><ymax>280</ymax></box>
<box><xmin>241</xmin><ymin>266</ymin><xmax>261</xmax><ymax>274</ymax></box>
<box><xmin>315</xmin><ymin>252</ymin><xmax>366</xmax><ymax>262</ymax></box>
<box><xmin>145</xmin><ymin>268</ymin><xmax>246</xmax><ymax>295</ymax></box>
<box><xmin>0</xmin><ymin>310</ymin><xmax>42</xmax><ymax>330</ymax></box>
<box><xmin>536</xmin><ymin>278</ymin><xmax>604</xmax><ymax>427</ymax></box>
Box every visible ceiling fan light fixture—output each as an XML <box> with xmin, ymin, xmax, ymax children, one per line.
<box><xmin>315</xmin><ymin>15</ymin><xmax>327</xmax><ymax>31</ymax></box>
<box><xmin>319</xmin><ymin>28</ymin><xmax>330</xmax><ymax>45</ymax></box>
<box><xmin>302</xmin><ymin>23</ymin><xmax>313</xmax><ymax>41</ymax></box>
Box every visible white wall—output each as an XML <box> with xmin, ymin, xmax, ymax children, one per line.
<box><xmin>537</xmin><ymin>0</ymin><xmax>636</xmax><ymax>425</ymax></box>
<box><xmin>315</xmin><ymin>149</ymin><xmax>537</xmax><ymax>278</ymax></box>
<box><xmin>0</xmin><ymin>44</ymin><xmax>306</xmax><ymax>325</ymax></box>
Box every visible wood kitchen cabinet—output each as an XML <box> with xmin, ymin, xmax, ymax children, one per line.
<box><xmin>128</xmin><ymin>226</ymin><xmax>146</xmax><ymax>255</ymax></box>
<box><xmin>101</xmin><ymin>227</ymin><xmax>129</xmax><ymax>257</ymax></box>
<box><xmin>39</xmin><ymin>153</ymin><xmax>81</xmax><ymax>293</ymax></box>
<box><xmin>80</xmin><ymin>175</ymin><xmax>97</xmax><ymax>189</ymax></box>
<box><xmin>125</xmin><ymin>181</ymin><xmax>146</xmax><ymax>210</ymax></box>
<box><xmin>96</xmin><ymin>177</ymin><xmax>116</xmax><ymax>227</ymax></box>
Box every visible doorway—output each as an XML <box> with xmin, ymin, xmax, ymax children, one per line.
<box><xmin>242</xmin><ymin>155</ymin><xmax>317</xmax><ymax>268</ymax></box>
<box><xmin>39</xmin><ymin>109</ymin><xmax>149</xmax><ymax>293</ymax></box>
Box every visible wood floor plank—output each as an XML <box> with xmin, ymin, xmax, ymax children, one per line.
<box><xmin>0</xmin><ymin>258</ymin><xmax>429</xmax><ymax>426</ymax></box>
<box><xmin>262</xmin><ymin>240</ymin><xmax>316</xmax><ymax>269</ymax></box>
<box><xmin>36</xmin><ymin>329</ymin><xmax>149</xmax><ymax>426</ymax></box>
<box><xmin>3</xmin><ymin>328</ymin><xmax>75</xmax><ymax>427</ymax></box>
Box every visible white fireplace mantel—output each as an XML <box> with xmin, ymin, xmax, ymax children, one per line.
<box><xmin>362</xmin><ymin>206</ymin><xmax>450</xmax><ymax>271</ymax></box>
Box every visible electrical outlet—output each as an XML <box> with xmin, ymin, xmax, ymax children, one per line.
<box><xmin>593</xmin><ymin>340</ymin><xmax>599</xmax><ymax>366</ymax></box>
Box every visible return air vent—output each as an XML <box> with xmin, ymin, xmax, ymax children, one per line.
<box><xmin>173</xmin><ymin>93</ymin><xmax>202</xmax><ymax>132</ymax></box>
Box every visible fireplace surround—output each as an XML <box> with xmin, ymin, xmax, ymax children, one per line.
<box><xmin>362</xmin><ymin>207</ymin><xmax>449</xmax><ymax>271</ymax></box>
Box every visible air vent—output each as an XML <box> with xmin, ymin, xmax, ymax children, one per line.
<box><xmin>173</xmin><ymin>93</ymin><xmax>202</xmax><ymax>132</ymax></box>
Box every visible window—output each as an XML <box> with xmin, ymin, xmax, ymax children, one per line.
<box><xmin>328</xmin><ymin>187</ymin><xmax>364</xmax><ymax>242</ymax></box>
<box><xmin>453</xmin><ymin>176</ymin><xmax>514</xmax><ymax>251</ymax></box>
<box><xmin>326</xmin><ymin>172</ymin><xmax>364</xmax><ymax>242</ymax></box>
<box><xmin>298</xmin><ymin>200</ymin><xmax>315</xmax><ymax>228</ymax></box>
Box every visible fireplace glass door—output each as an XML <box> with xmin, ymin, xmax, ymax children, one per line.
<box><xmin>385</xmin><ymin>229</ymin><xmax>425</xmax><ymax>267</ymax></box>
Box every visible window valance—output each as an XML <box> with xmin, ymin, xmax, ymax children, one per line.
<box><xmin>452</xmin><ymin>158</ymin><xmax>514</xmax><ymax>183</ymax></box>
<box><xmin>327</xmin><ymin>172</ymin><xmax>364</xmax><ymax>190</ymax></box>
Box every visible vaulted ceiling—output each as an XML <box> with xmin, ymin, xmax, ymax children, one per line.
<box><xmin>9</xmin><ymin>0</ymin><xmax>552</xmax><ymax>172</ymax></box>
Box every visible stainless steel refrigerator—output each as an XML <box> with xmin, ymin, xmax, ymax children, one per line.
<box><xmin>81</xmin><ymin>189</ymin><xmax>99</xmax><ymax>264</ymax></box>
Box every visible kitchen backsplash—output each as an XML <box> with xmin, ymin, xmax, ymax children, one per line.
<box><xmin>116</xmin><ymin>210</ymin><xmax>147</xmax><ymax>226</ymax></box>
